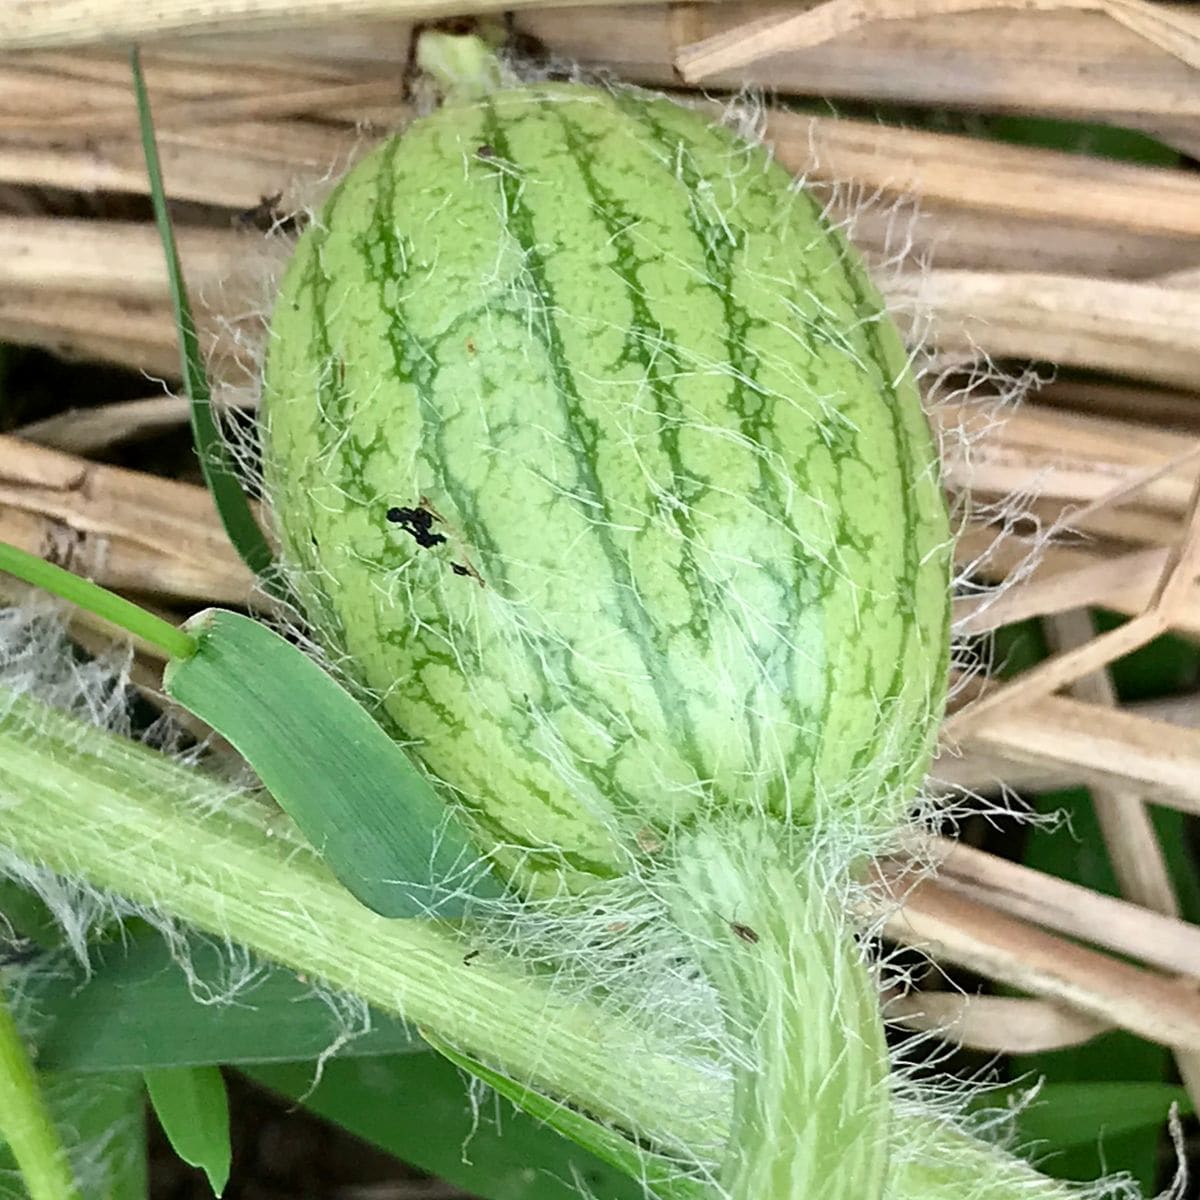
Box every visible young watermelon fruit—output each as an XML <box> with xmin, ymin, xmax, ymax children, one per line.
<box><xmin>261</xmin><ymin>77</ymin><xmax>952</xmax><ymax>891</ymax></box>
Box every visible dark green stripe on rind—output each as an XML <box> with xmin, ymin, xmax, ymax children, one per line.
<box><xmin>262</xmin><ymin>84</ymin><xmax>952</xmax><ymax>891</ymax></box>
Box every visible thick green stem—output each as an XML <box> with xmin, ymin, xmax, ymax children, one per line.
<box><xmin>0</xmin><ymin>691</ymin><xmax>1114</xmax><ymax>1199</ymax></box>
<box><xmin>671</xmin><ymin>821</ymin><xmax>890</xmax><ymax>1200</ymax></box>
<box><xmin>0</xmin><ymin>983</ymin><xmax>83</xmax><ymax>1200</ymax></box>
<box><xmin>0</xmin><ymin>690</ymin><xmax>724</xmax><ymax>1160</ymax></box>
<box><xmin>415</xmin><ymin>31</ymin><xmax>504</xmax><ymax>101</ymax></box>
<box><xmin>888</xmin><ymin>1114</ymin><xmax>1085</xmax><ymax>1200</ymax></box>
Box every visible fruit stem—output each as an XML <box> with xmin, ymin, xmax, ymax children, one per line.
<box><xmin>670</xmin><ymin>820</ymin><xmax>890</xmax><ymax>1199</ymax></box>
<box><xmin>415</xmin><ymin>31</ymin><xmax>504</xmax><ymax>101</ymax></box>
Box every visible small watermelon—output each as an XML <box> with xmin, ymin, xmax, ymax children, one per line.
<box><xmin>262</xmin><ymin>79</ymin><xmax>952</xmax><ymax>890</ymax></box>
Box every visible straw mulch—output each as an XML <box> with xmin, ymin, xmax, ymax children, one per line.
<box><xmin>2</xmin><ymin>0</ymin><xmax>1200</xmax><ymax>1166</ymax></box>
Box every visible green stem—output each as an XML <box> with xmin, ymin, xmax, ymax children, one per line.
<box><xmin>0</xmin><ymin>690</ymin><xmax>1114</xmax><ymax>1199</ymax></box>
<box><xmin>415</xmin><ymin>31</ymin><xmax>504</xmax><ymax>101</ymax></box>
<box><xmin>888</xmin><ymin>1114</ymin><xmax>1085</xmax><ymax>1200</ymax></box>
<box><xmin>0</xmin><ymin>542</ymin><xmax>196</xmax><ymax>661</ymax></box>
<box><xmin>670</xmin><ymin>821</ymin><xmax>890</xmax><ymax>1199</ymax></box>
<box><xmin>0</xmin><ymin>982</ymin><xmax>83</xmax><ymax>1200</ymax></box>
<box><xmin>0</xmin><ymin>689</ymin><xmax>724</xmax><ymax>1161</ymax></box>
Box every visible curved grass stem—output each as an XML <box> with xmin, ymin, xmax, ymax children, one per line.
<box><xmin>0</xmin><ymin>983</ymin><xmax>82</xmax><ymax>1200</ymax></box>
<box><xmin>0</xmin><ymin>542</ymin><xmax>196</xmax><ymax>661</ymax></box>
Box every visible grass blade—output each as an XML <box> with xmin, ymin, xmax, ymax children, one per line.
<box><xmin>144</xmin><ymin>1066</ymin><xmax>231</xmax><ymax>1196</ymax></box>
<box><xmin>130</xmin><ymin>47</ymin><xmax>277</xmax><ymax>591</ymax></box>
<box><xmin>0</xmin><ymin>539</ymin><xmax>497</xmax><ymax>917</ymax></box>
<box><xmin>163</xmin><ymin>609</ymin><xmax>501</xmax><ymax>918</ymax></box>
<box><xmin>1012</xmin><ymin>1081</ymin><xmax>1193</xmax><ymax>1150</ymax></box>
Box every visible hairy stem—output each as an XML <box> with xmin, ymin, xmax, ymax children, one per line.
<box><xmin>670</xmin><ymin>821</ymin><xmax>889</xmax><ymax>1200</ymax></box>
<box><xmin>0</xmin><ymin>690</ymin><xmax>724</xmax><ymax>1160</ymax></box>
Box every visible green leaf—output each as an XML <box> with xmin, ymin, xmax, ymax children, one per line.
<box><xmin>0</xmin><ymin>552</ymin><xmax>500</xmax><ymax>918</ymax></box>
<box><xmin>23</xmin><ymin>932</ymin><xmax>418</xmax><ymax>1074</ymax></box>
<box><xmin>163</xmin><ymin>609</ymin><xmax>501</xmax><ymax>918</ymax></box>
<box><xmin>144</xmin><ymin>1066</ymin><xmax>231</xmax><ymax>1196</ymax></box>
<box><xmin>1092</xmin><ymin>610</ymin><xmax>1200</xmax><ymax>702</ymax></box>
<box><xmin>130</xmin><ymin>48</ymin><xmax>278</xmax><ymax>592</ymax></box>
<box><xmin>245</xmin><ymin>1051</ymin><xmax>649</xmax><ymax>1200</ymax></box>
<box><xmin>974</xmin><ymin>115</ymin><xmax>1180</xmax><ymax>167</ymax></box>
<box><xmin>1012</xmin><ymin>1082</ymin><xmax>1192</xmax><ymax>1150</ymax></box>
<box><xmin>422</xmin><ymin>1033</ymin><xmax>707</xmax><ymax>1199</ymax></box>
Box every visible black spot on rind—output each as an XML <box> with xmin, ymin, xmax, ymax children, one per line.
<box><xmin>451</xmin><ymin>562</ymin><xmax>470</xmax><ymax>576</ymax></box>
<box><xmin>462</xmin><ymin>948</ymin><xmax>481</xmax><ymax>965</ymax></box>
<box><xmin>386</xmin><ymin>504</ymin><xmax>447</xmax><ymax>548</ymax></box>
<box><xmin>476</xmin><ymin>144</ymin><xmax>496</xmax><ymax>160</ymax></box>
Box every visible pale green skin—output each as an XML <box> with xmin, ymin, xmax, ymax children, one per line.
<box><xmin>263</xmin><ymin>83</ymin><xmax>952</xmax><ymax>888</ymax></box>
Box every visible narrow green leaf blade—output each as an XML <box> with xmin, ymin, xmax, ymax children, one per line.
<box><xmin>144</xmin><ymin>1067</ymin><xmax>231</xmax><ymax>1197</ymax></box>
<box><xmin>24</xmin><ymin>933</ymin><xmax>418</xmax><ymax>1074</ymax></box>
<box><xmin>422</xmin><ymin>1033</ymin><xmax>708</xmax><ymax>1200</ymax></box>
<box><xmin>130</xmin><ymin>48</ymin><xmax>277</xmax><ymax>589</ymax></box>
<box><xmin>245</xmin><ymin>1051</ymin><xmax>646</xmax><ymax>1200</ymax></box>
<box><xmin>163</xmin><ymin>609</ymin><xmax>501</xmax><ymax>917</ymax></box>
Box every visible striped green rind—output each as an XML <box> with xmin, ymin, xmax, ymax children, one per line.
<box><xmin>262</xmin><ymin>84</ymin><xmax>952</xmax><ymax>889</ymax></box>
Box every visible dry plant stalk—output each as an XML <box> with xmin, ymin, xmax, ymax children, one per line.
<box><xmin>1044</xmin><ymin>609</ymin><xmax>1200</xmax><ymax>1105</ymax></box>
<box><xmin>887</xmin><ymin>993</ymin><xmax>1110</xmax><ymax>1054</ymax></box>
<box><xmin>0</xmin><ymin>0</ymin><xmax>642</xmax><ymax>49</ymax></box>
<box><xmin>0</xmin><ymin>434</ymin><xmax>255</xmax><ymax>605</ymax></box>
<box><xmin>16</xmin><ymin>395</ymin><xmax>242</xmax><ymax>455</ymax></box>
<box><xmin>946</xmin><ymin>468</ymin><xmax>1200</xmax><ymax>737</ymax></box>
<box><xmin>4</xmin><ymin>86</ymin><xmax>1200</xmax><ymax>384</ymax></box>
<box><xmin>675</xmin><ymin>0</ymin><xmax>1200</xmax><ymax>82</ymax></box>
<box><xmin>882</xmin><ymin>875</ymin><xmax>1200</xmax><ymax>1050</ymax></box>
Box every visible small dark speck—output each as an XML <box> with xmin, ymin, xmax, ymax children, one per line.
<box><xmin>462</xmin><ymin>949</ymin><xmax>481</xmax><ymax>965</ymax></box>
<box><xmin>730</xmin><ymin>922</ymin><xmax>760</xmax><ymax>945</ymax></box>
<box><xmin>451</xmin><ymin>562</ymin><xmax>470</xmax><ymax>577</ymax></box>
<box><xmin>387</xmin><ymin>505</ymin><xmax>446</xmax><ymax>548</ymax></box>
<box><xmin>476</xmin><ymin>144</ymin><xmax>495</xmax><ymax>159</ymax></box>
